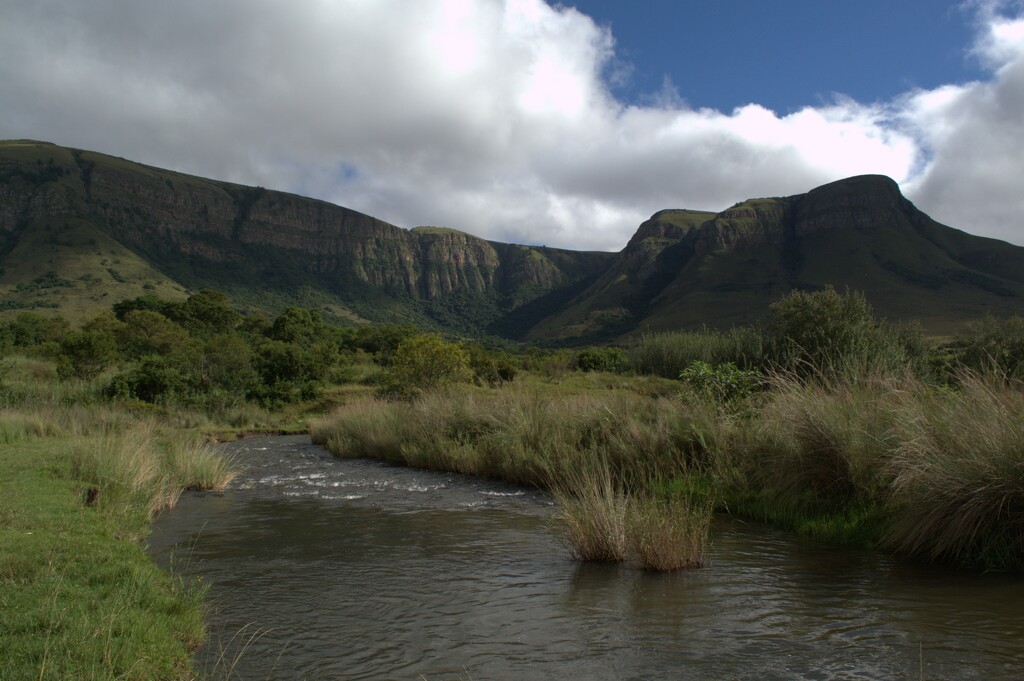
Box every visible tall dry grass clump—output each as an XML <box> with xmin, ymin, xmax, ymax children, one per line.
<box><xmin>550</xmin><ymin>458</ymin><xmax>629</xmax><ymax>562</ymax></box>
<box><xmin>309</xmin><ymin>398</ymin><xmax>407</xmax><ymax>463</ymax></box>
<box><xmin>746</xmin><ymin>369</ymin><xmax>905</xmax><ymax>513</ymax></box>
<box><xmin>626</xmin><ymin>488</ymin><xmax>713</xmax><ymax>571</ymax></box>
<box><xmin>165</xmin><ymin>431</ymin><xmax>238</xmax><ymax>492</ymax></box>
<box><xmin>73</xmin><ymin>423</ymin><xmax>236</xmax><ymax>519</ymax></box>
<box><xmin>886</xmin><ymin>372</ymin><xmax>1024</xmax><ymax>568</ymax></box>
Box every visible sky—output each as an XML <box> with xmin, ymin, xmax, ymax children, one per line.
<box><xmin>1</xmin><ymin>0</ymin><xmax>1022</xmax><ymax>252</ymax></box>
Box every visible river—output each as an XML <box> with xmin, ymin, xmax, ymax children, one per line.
<box><xmin>148</xmin><ymin>435</ymin><xmax>1024</xmax><ymax>680</ymax></box>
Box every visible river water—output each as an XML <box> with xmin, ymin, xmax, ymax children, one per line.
<box><xmin>149</xmin><ymin>435</ymin><xmax>1024</xmax><ymax>680</ymax></box>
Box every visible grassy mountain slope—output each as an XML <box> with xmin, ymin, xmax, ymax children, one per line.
<box><xmin>0</xmin><ymin>140</ymin><xmax>613</xmax><ymax>331</ymax></box>
<box><xmin>528</xmin><ymin>175</ymin><xmax>1024</xmax><ymax>341</ymax></box>
<box><xmin>4</xmin><ymin>141</ymin><xmax>1024</xmax><ymax>340</ymax></box>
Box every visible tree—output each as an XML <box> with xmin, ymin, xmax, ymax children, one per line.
<box><xmin>117</xmin><ymin>310</ymin><xmax>194</xmax><ymax>361</ymax></box>
<box><xmin>57</xmin><ymin>329</ymin><xmax>118</xmax><ymax>379</ymax></box>
<box><xmin>384</xmin><ymin>333</ymin><xmax>470</xmax><ymax>396</ymax></box>
<box><xmin>170</xmin><ymin>289</ymin><xmax>241</xmax><ymax>338</ymax></box>
<box><xmin>268</xmin><ymin>307</ymin><xmax>326</xmax><ymax>345</ymax></box>
<box><xmin>202</xmin><ymin>333</ymin><xmax>259</xmax><ymax>393</ymax></box>
<box><xmin>251</xmin><ymin>339</ymin><xmax>326</xmax><ymax>405</ymax></box>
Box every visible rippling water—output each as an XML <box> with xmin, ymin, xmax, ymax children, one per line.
<box><xmin>149</xmin><ymin>435</ymin><xmax>1024</xmax><ymax>680</ymax></box>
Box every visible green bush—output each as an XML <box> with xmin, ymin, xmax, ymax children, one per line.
<box><xmin>201</xmin><ymin>333</ymin><xmax>260</xmax><ymax>393</ymax></box>
<box><xmin>56</xmin><ymin>329</ymin><xmax>118</xmax><ymax>379</ymax></box>
<box><xmin>575</xmin><ymin>347</ymin><xmax>628</xmax><ymax>373</ymax></box>
<box><xmin>107</xmin><ymin>356</ymin><xmax>192</xmax><ymax>403</ymax></box>
<box><xmin>6</xmin><ymin>312</ymin><xmax>70</xmax><ymax>348</ymax></box>
<box><xmin>765</xmin><ymin>287</ymin><xmax>904</xmax><ymax>376</ymax></box>
<box><xmin>267</xmin><ymin>307</ymin><xmax>326</xmax><ymax>344</ymax></box>
<box><xmin>166</xmin><ymin>289</ymin><xmax>241</xmax><ymax>338</ymax></box>
<box><xmin>953</xmin><ymin>315</ymin><xmax>1024</xmax><ymax>377</ymax></box>
<box><xmin>116</xmin><ymin>310</ymin><xmax>195</xmax><ymax>361</ymax></box>
<box><xmin>251</xmin><ymin>339</ymin><xmax>326</xmax><ymax>405</ymax></box>
<box><xmin>382</xmin><ymin>333</ymin><xmax>470</xmax><ymax>397</ymax></box>
<box><xmin>678</xmin><ymin>361</ymin><xmax>762</xmax><ymax>404</ymax></box>
<box><xmin>463</xmin><ymin>342</ymin><xmax>517</xmax><ymax>387</ymax></box>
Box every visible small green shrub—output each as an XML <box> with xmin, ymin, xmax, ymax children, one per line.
<box><xmin>678</xmin><ymin>361</ymin><xmax>762</xmax><ymax>404</ymax></box>
<box><xmin>575</xmin><ymin>347</ymin><xmax>628</xmax><ymax>373</ymax></box>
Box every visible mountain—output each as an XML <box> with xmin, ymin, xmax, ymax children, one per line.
<box><xmin>527</xmin><ymin>175</ymin><xmax>1024</xmax><ymax>341</ymax></box>
<box><xmin>2</xmin><ymin>140</ymin><xmax>1023</xmax><ymax>340</ymax></box>
<box><xmin>0</xmin><ymin>140</ymin><xmax>612</xmax><ymax>331</ymax></box>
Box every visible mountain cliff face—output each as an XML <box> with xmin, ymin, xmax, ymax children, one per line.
<box><xmin>3</xmin><ymin>140</ymin><xmax>1023</xmax><ymax>339</ymax></box>
<box><xmin>0</xmin><ymin>141</ymin><xmax>612</xmax><ymax>330</ymax></box>
<box><xmin>528</xmin><ymin>175</ymin><xmax>1024</xmax><ymax>340</ymax></box>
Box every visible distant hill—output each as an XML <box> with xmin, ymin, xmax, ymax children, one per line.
<box><xmin>2</xmin><ymin>140</ymin><xmax>1023</xmax><ymax>339</ymax></box>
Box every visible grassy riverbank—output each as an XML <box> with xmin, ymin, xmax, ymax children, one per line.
<box><xmin>5</xmin><ymin>285</ymin><xmax>1024</xmax><ymax>675</ymax></box>
<box><xmin>0</xmin><ymin>357</ymin><xmax>240</xmax><ymax>680</ymax></box>
<box><xmin>310</xmin><ymin>366</ymin><xmax>1024</xmax><ymax>572</ymax></box>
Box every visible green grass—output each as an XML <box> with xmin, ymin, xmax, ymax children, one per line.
<box><xmin>0</xmin><ymin>348</ymin><xmax>244</xmax><ymax>679</ymax></box>
<box><xmin>0</xmin><ymin>423</ymin><xmax>231</xmax><ymax>679</ymax></box>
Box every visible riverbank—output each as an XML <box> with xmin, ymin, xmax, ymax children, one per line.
<box><xmin>0</xmin><ymin>359</ymin><xmax>240</xmax><ymax>679</ymax></box>
<box><xmin>310</xmin><ymin>367</ymin><xmax>1024</xmax><ymax>572</ymax></box>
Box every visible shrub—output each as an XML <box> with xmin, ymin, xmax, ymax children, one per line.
<box><xmin>382</xmin><ymin>333</ymin><xmax>470</xmax><ymax>397</ymax></box>
<box><xmin>167</xmin><ymin>289</ymin><xmax>241</xmax><ymax>338</ymax></box>
<box><xmin>678</xmin><ymin>361</ymin><xmax>762</xmax><ymax>404</ymax></box>
<box><xmin>267</xmin><ymin>306</ymin><xmax>326</xmax><ymax>344</ymax></box>
<box><xmin>201</xmin><ymin>333</ymin><xmax>259</xmax><ymax>393</ymax></box>
<box><xmin>575</xmin><ymin>346</ymin><xmax>628</xmax><ymax>373</ymax></box>
<box><xmin>765</xmin><ymin>287</ymin><xmax>902</xmax><ymax>375</ymax></box>
<box><xmin>56</xmin><ymin>329</ymin><xmax>118</xmax><ymax>379</ymax></box>
<box><xmin>107</xmin><ymin>356</ymin><xmax>192</xmax><ymax>403</ymax></box>
<box><xmin>953</xmin><ymin>315</ymin><xmax>1024</xmax><ymax>377</ymax></box>
<box><xmin>463</xmin><ymin>342</ymin><xmax>517</xmax><ymax>387</ymax></box>
<box><xmin>251</xmin><ymin>339</ymin><xmax>326</xmax><ymax>405</ymax></box>
<box><xmin>117</xmin><ymin>310</ymin><xmax>195</xmax><ymax>361</ymax></box>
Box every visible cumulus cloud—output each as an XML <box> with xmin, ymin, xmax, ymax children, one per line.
<box><xmin>901</xmin><ymin>5</ymin><xmax>1024</xmax><ymax>244</ymax></box>
<box><xmin>0</xmin><ymin>0</ymin><xmax>1021</xmax><ymax>250</ymax></box>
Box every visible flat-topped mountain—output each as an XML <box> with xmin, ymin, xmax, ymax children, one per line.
<box><xmin>528</xmin><ymin>174</ymin><xmax>1024</xmax><ymax>340</ymax></box>
<box><xmin>2</xmin><ymin>140</ymin><xmax>1023</xmax><ymax>338</ymax></box>
<box><xmin>0</xmin><ymin>140</ymin><xmax>611</xmax><ymax>331</ymax></box>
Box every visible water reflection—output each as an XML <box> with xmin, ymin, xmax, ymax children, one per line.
<box><xmin>150</xmin><ymin>436</ymin><xmax>1024</xmax><ymax>680</ymax></box>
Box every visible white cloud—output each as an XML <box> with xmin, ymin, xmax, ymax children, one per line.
<box><xmin>901</xmin><ymin>7</ymin><xmax>1024</xmax><ymax>244</ymax></box>
<box><xmin>0</xmin><ymin>0</ymin><xmax>1021</xmax><ymax>250</ymax></box>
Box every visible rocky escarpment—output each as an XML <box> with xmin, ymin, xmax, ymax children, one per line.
<box><xmin>528</xmin><ymin>174</ymin><xmax>1024</xmax><ymax>340</ymax></box>
<box><xmin>0</xmin><ymin>141</ymin><xmax>612</xmax><ymax>328</ymax></box>
<box><xmin>6</xmin><ymin>140</ymin><xmax>1024</xmax><ymax>339</ymax></box>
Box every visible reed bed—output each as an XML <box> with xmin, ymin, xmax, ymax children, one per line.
<box><xmin>312</xmin><ymin>365</ymin><xmax>1024</xmax><ymax>570</ymax></box>
<box><xmin>72</xmin><ymin>422</ymin><xmax>237</xmax><ymax>520</ymax></box>
<box><xmin>626</xmin><ymin>490</ymin><xmax>713</xmax><ymax>571</ymax></box>
<box><xmin>628</xmin><ymin>327</ymin><xmax>765</xmax><ymax>378</ymax></box>
<box><xmin>886</xmin><ymin>372</ymin><xmax>1024</xmax><ymax>568</ymax></box>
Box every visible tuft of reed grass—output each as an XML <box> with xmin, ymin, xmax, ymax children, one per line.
<box><xmin>629</xmin><ymin>327</ymin><xmax>765</xmax><ymax>379</ymax></box>
<box><xmin>165</xmin><ymin>431</ymin><xmax>239</xmax><ymax>492</ymax></box>
<box><xmin>73</xmin><ymin>422</ymin><xmax>237</xmax><ymax>519</ymax></box>
<box><xmin>886</xmin><ymin>371</ymin><xmax>1024</xmax><ymax>568</ymax></box>
<box><xmin>550</xmin><ymin>458</ymin><xmax>629</xmax><ymax>562</ymax></box>
<box><xmin>746</xmin><ymin>369</ymin><xmax>904</xmax><ymax>513</ymax></box>
<box><xmin>626</xmin><ymin>488</ymin><xmax>713</xmax><ymax>571</ymax></box>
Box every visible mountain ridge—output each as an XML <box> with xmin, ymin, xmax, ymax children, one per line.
<box><xmin>2</xmin><ymin>140</ymin><xmax>1023</xmax><ymax>339</ymax></box>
